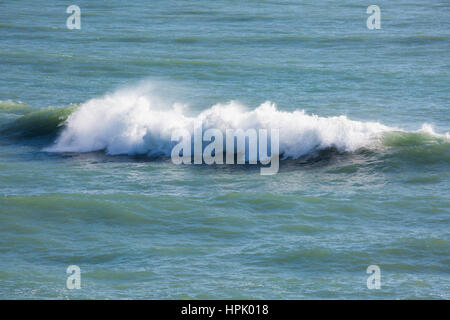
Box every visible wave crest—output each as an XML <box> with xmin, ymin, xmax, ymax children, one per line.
<box><xmin>41</xmin><ymin>84</ymin><xmax>448</xmax><ymax>160</ymax></box>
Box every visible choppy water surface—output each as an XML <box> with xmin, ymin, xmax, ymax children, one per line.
<box><xmin>0</xmin><ymin>1</ymin><xmax>449</xmax><ymax>299</ymax></box>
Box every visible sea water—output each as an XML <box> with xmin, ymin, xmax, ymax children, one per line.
<box><xmin>0</xmin><ymin>0</ymin><xmax>448</xmax><ymax>299</ymax></box>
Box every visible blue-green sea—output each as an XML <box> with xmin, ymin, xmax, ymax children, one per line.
<box><xmin>0</xmin><ymin>1</ymin><xmax>449</xmax><ymax>299</ymax></box>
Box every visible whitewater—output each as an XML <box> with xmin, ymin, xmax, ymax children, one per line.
<box><xmin>43</xmin><ymin>84</ymin><xmax>448</xmax><ymax>160</ymax></box>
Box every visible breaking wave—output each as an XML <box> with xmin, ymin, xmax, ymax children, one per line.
<box><xmin>1</xmin><ymin>86</ymin><xmax>448</xmax><ymax>160</ymax></box>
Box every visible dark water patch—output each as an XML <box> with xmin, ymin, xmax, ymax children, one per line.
<box><xmin>406</xmin><ymin>174</ymin><xmax>446</xmax><ymax>184</ymax></box>
<box><xmin>0</xmin><ymin>194</ymin><xmax>156</xmax><ymax>226</ymax></box>
<box><xmin>85</xmin><ymin>269</ymin><xmax>157</xmax><ymax>281</ymax></box>
<box><xmin>212</xmin><ymin>192</ymin><xmax>297</xmax><ymax>212</ymax></box>
<box><xmin>274</xmin><ymin>224</ymin><xmax>325</xmax><ymax>234</ymax></box>
<box><xmin>0</xmin><ymin>105</ymin><xmax>77</xmax><ymax>140</ymax></box>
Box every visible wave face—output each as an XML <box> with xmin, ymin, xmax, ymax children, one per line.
<box><xmin>43</xmin><ymin>84</ymin><xmax>449</xmax><ymax>159</ymax></box>
<box><xmin>0</xmin><ymin>103</ymin><xmax>76</xmax><ymax>139</ymax></box>
<box><xmin>0</xmin><ymin>100</ymin><xmax>32</xmax><ymax>115</ymax></box>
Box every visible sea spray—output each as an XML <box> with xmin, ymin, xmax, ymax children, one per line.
<box><xmin>44</xmin><ymin>84</ymin><xmax>400</xmax><ymax>159</ymax></box>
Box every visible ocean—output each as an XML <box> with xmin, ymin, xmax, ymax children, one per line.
<box><xmin>0</xmin><ymin>0</ymin><xmax>449</xmax><ymax>299</ymax></box>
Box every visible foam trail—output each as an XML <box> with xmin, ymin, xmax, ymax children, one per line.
<box><xmin>44</xmin><ymin>84</ymin><xmax>447</xmax><ymax>158</ymax></box>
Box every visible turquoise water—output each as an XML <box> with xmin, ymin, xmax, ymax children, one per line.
<box><xmin>0</xmin><ymin>0</ymin><xmax>449</xmax><ymax>299</ymax></box>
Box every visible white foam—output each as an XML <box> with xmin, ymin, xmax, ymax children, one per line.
<box><xmin>45</xmin><ymin>83</ymin><xmax>400</xmax><ymax>158</ymax></box>
<box><xmin>418</xmin><ymin>123</ymin><xmax>450</xmax><ymax>140</ymax></box>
